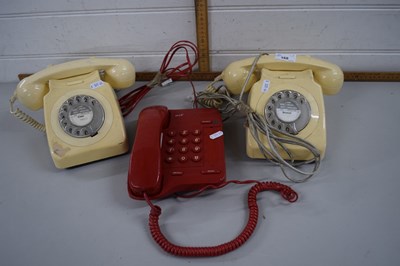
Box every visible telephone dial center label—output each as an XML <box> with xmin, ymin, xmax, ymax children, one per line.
<box><xmin>276</xmin><ymin>100</ymin><xmax>301</xmax><ymax>123</ymax></box>
<box><xmin>69</xmin><ymin>105</ymin><xmax>94</xmax><ymax>126</ymax></box>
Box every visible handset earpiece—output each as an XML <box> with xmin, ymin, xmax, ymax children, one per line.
<box><xmin>15</xmin><ymin>78</ymin><xmax>49</xmax><ymax>111</ymax></box>
<box><xmin>102</xmin><ymin>59</ymin><xmax>136</xmax><ymax>89</ymax></box>
<box><xmin>312</xmin><ymin>67</ymin><xmax>344</xmax><ymax>95</ymax></box>
<box><xmin>221</xmin><ymin>57</ymin><xmax>261</xmax><ymax>95</ymax></box>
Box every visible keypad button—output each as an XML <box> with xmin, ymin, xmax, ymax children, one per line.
<box><xmin>171</xmin><ymin>171</ymin><xmax>184</xmax><ymax>176</ymax></box>
<box><xmin>179</xmin><ymin>146</ymin><xmax>189</xmax><ymax>153</ymax></box>
<box><xmin>165</xmin><ymin>157</ymin><xmax>174</xmax><ymax>163</ymax></box>
<box><xmin>180</xmin><ymin>130</ymin><xmax>189</xmax><ymax>136</ymax></box>
<box><xmin>192</xmin><ymin>137</ymin><xmax>201</xmax><ymax>144</ymax></box>
<box><xmin>192</xmin><ymin>155</ymin><xmax>201</xmax><ymax>162</ymax></box>
<box><xmin>167</xmin><ymin>138</ymin><xmax>176</xmax><ymax>145</ymax></box>
<box><xmin>167</xmin><ymin>130</ymin><xmax>176</xmax><ymax>137</ymax></box>
<box><xmin>192</xmin><ymin>146</ymin><xmax>201</xmax><ymax>153</ymax></box>
<box><xmin>201</xmin><ymin>169</ymin><xmax>221</xmax><ymax>175</ymax></box>
<box><xmin>192</xmin><ymin>129</ymin><xmax>201</xmax><ymax>136</ymax></box>
<box><xmin>180</xmin><ymin>138</ymin><xmax>189</xmax><ymax>145</ymax></box>
<box><xmin>166</xmin><ymin>147</ymin><xmax>175</xmax><ymax>154</ymax></box>
<box><xmin>178</xmin><ymin>155</ymin><xmax>188</xmax><ymax>162</ymax></box>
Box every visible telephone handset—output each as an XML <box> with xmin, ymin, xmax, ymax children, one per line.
<box><xmin>127</xmin><ymin>106</ymin><xmax>226</xmax><ymax>200</ymax></box>
<box><xmin>10</xmin><ymin>58</ymin><xmax>135</xmax><ymax>168</ymax></box>
<box><xmin>221</xmin><ymin>54</ymin><xmax>343</xmax><ymax>160</ymax></box>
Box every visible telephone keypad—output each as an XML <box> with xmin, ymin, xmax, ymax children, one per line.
<box><xmin>163</xmin><ymin>127</ymin><xmax>204</xmax><ymax>166</ymax></box>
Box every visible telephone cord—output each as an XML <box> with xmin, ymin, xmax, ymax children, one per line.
<box><xmin>119</xmin><ymin>40</ymin><xmax>199</xmax><ymax>117</ymax></box>
<box><xmin>196</xmin><ymin>89</ymin><xmax>321</xmax><ymax>182</ymax></box>
<box><xmin>9</xmin><ymin>94</ymin><xmax>46</xmax><ymax>132</ymax></box>
<box><xmin>144</xmin><ymin>181</ymin><xmax>298</xmax><ymax>257</ymax></box>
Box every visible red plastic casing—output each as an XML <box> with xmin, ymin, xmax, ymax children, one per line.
<box><xmin>127</xmin><ymin>106</ymin><xmax>226</xmax><ymax>200</ymax></box>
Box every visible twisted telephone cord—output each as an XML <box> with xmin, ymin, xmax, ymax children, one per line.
<box><xmin>9</xmin><ymin>95</ymin><xmax>46</xmax><ymax>132</ymax></box>
<box><xmin>144</xmin><ymin>181</ymin><xmax>298</xmax><ymax>257</ymax></box>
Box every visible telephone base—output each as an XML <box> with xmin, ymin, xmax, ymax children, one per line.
<box><xmin>246</xmin><ymin>68</ymin><xmax>328</xmax><ymax>161</ymax></box>
<box><xmin>44</xmin><ymin>71</ymin><xmax>129</xmax><ymax>169</ymax></box>
<box><xmin>50</xmin><ymin>139</ymin><xmax>128</xmax><ymax>169</ymax></box>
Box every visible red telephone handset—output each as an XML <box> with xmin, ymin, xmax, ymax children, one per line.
<box><xmin>128</xmin><ymin>106</ymin><xmax>169</xmax><ymax>197</ymax></box>
<box><xmin>128</xmin><ymin>106</ymin><xmax>226</xmax><ymax>200</ymax></box>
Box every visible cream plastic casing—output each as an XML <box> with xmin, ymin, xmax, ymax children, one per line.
<box><xmin>12</xmin><ymin>58</ymin><xmax>135</xmax><ymax>168</ymax></box>
<box><xmin>221</xmin><ymin>54</ymin><xmax>343</xmax><ymax>161</ymax></box>
<box><xmin>44</xmin><ymin>71</ymin><xmax>128</xmax><ymax>168</ymax></box>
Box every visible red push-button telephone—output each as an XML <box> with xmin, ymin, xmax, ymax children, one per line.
<box><xmin>127</xmin><ymin>106</ymin><xmax>226</xmax><ymax>200</ymax></box>
<box><xmin>127</xmin><ymin>105</ymin><xmax>298</xmax><ymax>257</ymax></box>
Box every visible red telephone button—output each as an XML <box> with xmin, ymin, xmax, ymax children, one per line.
<box><xmin>179</xmin><ymin>146</ymin><xmax>189</xmax><ymax>153</ymax></box>
<box><xmin>192</xmin><ymin>146</ymin><xmax>201</xmax><ymax>153</ymax></box>
<box><xmin>180</xmin><ymin>130</ymin><xmax>189</xmax><ymax>136</ymax></box>
<box><xmin>192</xmin><ymin>155</ymin><xmax>201</xmax><ymax>162</ymax></box>
<box><xmin>167</xmin><ymin>130</ymin><xmax>176</xmax><ymax>137</ymax></box>
<box><xmin>201</xmin><ymin>169</ymin><xmax>221</xmax><ymax>175</ymax></box>
<box><xmin>180</xmin><ymin>138</ymin><xmax>189</xmax><ymax>145</ymax></box>
<box><xmin>167</xmin><ymin>139</ymin><xmax>176</xmax><ymax>145</ymax></box>
<box><xmin>192</xmin><ymin>137</ymin><xmax>201</xmax><ymax>144</ymax></box>
<box><xmin>166</xmin><ymin>147</ymin><xmax>175</xmax><ymax>154</ymax></box>
<box><xmin>179</xmin><ymin>155</ymin><xmax>188</xmax><ymax>162</ymax></box>
<box><xmin>165</xmin><ymin>157</ymin><xmax>174</xmax><ymax>163</ymax></box>
<box><xmin>192</xmin><ymin>129</ymin><xmax>201</xmax><ymax>135</ymax></box>
<box><xmin>171</xmin><ymin>171</ymin><xmax>184</xmax><ymax>176</ymax></box>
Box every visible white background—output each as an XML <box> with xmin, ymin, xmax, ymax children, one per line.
<box><xmin>1</xmin><ymin>0</ymin><xmax>400</xmax><ymax>81</ymax></box>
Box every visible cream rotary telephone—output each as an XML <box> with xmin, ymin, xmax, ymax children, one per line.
<box><xmin>10</xmin><ymin>58</ymin><xmax>135</xmax><ymax>168</ymax></box>
<box><xmin>197</xmin><ymin>54</ymin><xmax>343</xmax><ymax>181</ymax></box>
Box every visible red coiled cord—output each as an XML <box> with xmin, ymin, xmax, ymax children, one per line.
<box><xmin>118</xmin><ymin>40</ymin><xmax>199</xmax><ymax>117</ymax></box>
<box><xmin>144</xmin><ymin>181</ymin><xmax>298</xmax><ymax>257</ymax></box>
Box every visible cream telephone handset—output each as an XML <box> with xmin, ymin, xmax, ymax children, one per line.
<box><xmin>10</xmin><ymin>58</ymin><xmax>135</xmax><ymax>168</ymax></box>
